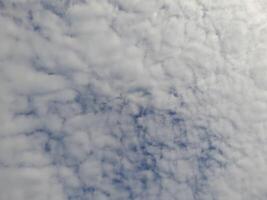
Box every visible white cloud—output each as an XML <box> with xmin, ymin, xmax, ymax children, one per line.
<box><xmin>1</xmin><ymin>0</ymin><xmax>267</xmax><ymax>199</ymax></box>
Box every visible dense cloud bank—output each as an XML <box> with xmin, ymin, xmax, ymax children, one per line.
<box><xmin>1</xmin><ymin>0</ymin><xmax>267</xmax><ymax>199</ymax></box>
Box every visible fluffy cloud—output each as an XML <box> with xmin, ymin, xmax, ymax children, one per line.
<box><xmin>1</xmin><ymin>0</ymin><xmax>267</xmax><ymax>199</ymax></box>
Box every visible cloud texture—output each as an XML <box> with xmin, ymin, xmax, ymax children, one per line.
<box><xmin>1</xmin><ymin>0</ymin><xmax>267</xmax><ymax>199</ymax></box>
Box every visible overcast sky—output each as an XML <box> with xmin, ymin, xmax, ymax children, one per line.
<box><xmin>1</xmin><ymin>0</ymin><xmax>267</xmax><ymax>199</ymax></box>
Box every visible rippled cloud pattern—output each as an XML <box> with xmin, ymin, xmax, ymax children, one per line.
<box><xmin>1</xmin><ymin>0</ymin><xmax>267</xmax><ymax>199</ymax></box>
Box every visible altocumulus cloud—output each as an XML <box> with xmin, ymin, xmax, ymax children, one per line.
<box><xmin>1</xmin><ymin>0</ymin><xmax>267</xmax><ymax>199</ymax></box>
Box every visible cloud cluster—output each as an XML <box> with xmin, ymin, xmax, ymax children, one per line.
<box><xmin>1</xmin><ymin>0</ymin><xmax>267</xmax><ymax>199</ymax></box>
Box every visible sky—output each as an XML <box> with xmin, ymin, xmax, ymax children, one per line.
<box><xmin>1</xmin><ymin>0</ymin><xmax>267</xmax><ymax>199</ymax></box>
